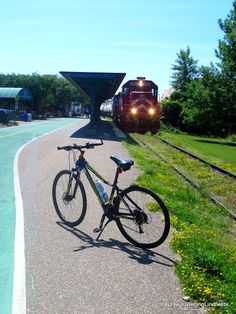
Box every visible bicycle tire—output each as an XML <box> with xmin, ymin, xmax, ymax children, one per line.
<box><xmin>52</xmin><ymin>170</ymin><xmax>87</xmax><ymax>226</ymax></box>
<box><xmin>116</xmin><ymin>185</ymin><xmax>170</xmax><ymax>249</ymax></box>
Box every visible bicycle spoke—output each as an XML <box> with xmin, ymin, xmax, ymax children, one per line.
<box><xmin>116</xmin><ymin>186</ymin><xmax>170</xmax><ymax>249</ymax></box>
<box><xmin>118</xmin><ymin>222</ymin><xmax>140</xmax><ymax>233</ymax></box>
<box><xmin>52</xmin><ymin>170</ymin><xmax>87</xmax><ymax>226</ymax></box>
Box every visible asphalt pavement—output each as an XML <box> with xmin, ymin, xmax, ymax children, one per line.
<box><xmin>18</xmin><ymin>119</ymin><xmax>205</xmax><ymax>314</ymax></box>
<box><xmin>0</xmin><ymin>118</ymin><xmax>81</xmax><ymax>314</ymax></box>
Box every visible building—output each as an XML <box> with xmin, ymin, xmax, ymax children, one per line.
<box><xmin>0</xmin><ymin>87</ymin><xmax>33</xmax><ymax>111</ymax></box>
<box><xmin>160</xmin><ymin>87</ymin><xmax>175</xmax><ymax>100</ymax></box>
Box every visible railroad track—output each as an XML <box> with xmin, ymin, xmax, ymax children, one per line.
<box><xmin>160</xmin><ymin>139</ymin><xmax>236</xmax><ymax>180</ymax></box>
<box><xmin>132</xmin><ymin>134</ymin><xmax>236</xmax><ymax>220</ymax></box>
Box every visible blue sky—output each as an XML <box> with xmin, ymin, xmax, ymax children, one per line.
<box><xmin>0</xmin><ymin>0</ymin><xmax>233</xmax><ymax>95</ymax></box>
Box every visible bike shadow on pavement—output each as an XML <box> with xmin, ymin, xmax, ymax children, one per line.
<box><xmin>70</xmin><ymin>120</ymin><xmax>125</xmax><ymax>142</ymax></box>
<box><xmin>57</xmin><ymin>221</ymin><xmax>177</xmax><ymax>267</ymax></box>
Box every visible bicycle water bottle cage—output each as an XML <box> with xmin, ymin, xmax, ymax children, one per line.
<box><xmin>110</xmin><ymin>156</ymin><xmax>134</xmax><ymax>171</ymax></box>
<box><xmin>76</xmin><ymin>158</ymin><xmax>86</xmax><ymax>170</ymax></box>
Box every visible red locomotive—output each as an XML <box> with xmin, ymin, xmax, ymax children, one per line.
<box><xmin>112</xmin><ymin>77</ymin><xmax>160</xmax><ymax>134</ymax></box>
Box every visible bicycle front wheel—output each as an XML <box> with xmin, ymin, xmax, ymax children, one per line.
<box><xmin>116</xmin><ymin>185</ymin><xmax>170</xmax><ymax>249</ymax></box>
<box><xmin>52</xmin><ymin>170</ymin><xmax>87</xmax><ymax>226</ymax></box>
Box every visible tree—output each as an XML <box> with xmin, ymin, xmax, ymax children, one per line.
<box><xmin>215</xmin><ymin>1</ymin><xmax>236</xmax><ymax>77</ymax></box>
<box><xmin>0</xmin><ymin>73</ymin><xmax>88</xmax><ymax>113</ymax></box>
<box><xmin>165</xmin><ymin>2</ymin><xmax>236</xmax><ymax>136</ymax></box>
<box><xmin>215</xmin><ymin>0</ymin><xmax>236</xmax><ymax>134</ymax></box>
<box><xmin>180</xmin><ymin>66</ymin><xmax>218</xmax><ymax>134</ymax></box>
<box><xmin>170</xmin><ymin>46</ymin><xmax>198</xmax><ymax>92</ymax></box>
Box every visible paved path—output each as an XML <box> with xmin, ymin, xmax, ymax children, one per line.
<box><xmin>18</xmin><ymin>119</ymin><xmax>204</xmax><ymax>314</ymax></box>
<box><xmin>0</xmin><ymin>118</ymin><xmax>82</xmax><ymax>314</ymax></box>
<box><xmin>0</xmin><ymin>120</ymin><xmax>205</xmax><ymax>314</ymax></box>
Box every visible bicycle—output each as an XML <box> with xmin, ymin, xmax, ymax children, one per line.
<box><xmin>52</xmin><ymin>139</ymin><xmax>170</xmax><ymax>249</ymax></box>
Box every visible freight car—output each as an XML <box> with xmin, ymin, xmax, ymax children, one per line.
<box><xmin>100</xmin><ymin>99</ymin><xmax>113</xmax><ymax>116</ymax></box>
<box><xmin>112</xmin><ymin>77</ymin><xmax>160</xmax><ymax>134</ymax></box>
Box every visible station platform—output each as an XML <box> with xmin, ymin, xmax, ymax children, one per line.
<box><xmin>70</xmin><ymin>118</ymin><xmax>126</xmax><ymax>141</ymax></box>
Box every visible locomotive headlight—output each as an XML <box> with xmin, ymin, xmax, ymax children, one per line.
<box><xmin>131</xmin><ymin>108</ymin><xmax>137</xmax><ymax>115</ymax></box>
<box><xmin>138</xmin><ymin>80</ymin><xmax>143</xmax><ymax>87</ymax></box>
<box><xmin>149</xmin><ymin>108</ymin><xmax>155</xmax><ymax>115</ymax></box>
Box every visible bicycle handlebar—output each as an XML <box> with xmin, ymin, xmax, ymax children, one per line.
<box><xmin>57</xmin><ymin>138</ymin><xmax>103</xmax><ymax>151</ymax></box>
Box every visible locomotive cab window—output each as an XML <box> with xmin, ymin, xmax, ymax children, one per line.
<box><xmin>152</xmin><ymin>88</ymin><xmax>157</xmax><ymax>97</ymax></box>
<box><xmin>123</xmin><ymin>87</ymin><xmax>129</xmax><ymax>95</ymax></box>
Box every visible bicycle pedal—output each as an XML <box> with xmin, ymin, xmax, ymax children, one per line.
<box><xmin>93</xmin><ymin>227</ymin><xmax>102</xmax><ymax>233</ymax></box>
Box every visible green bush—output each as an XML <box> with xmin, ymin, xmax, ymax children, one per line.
<box><xmin>160</xmin><ymin>99</ymin><xmax>183</xmax><ymax>128</ymax></box>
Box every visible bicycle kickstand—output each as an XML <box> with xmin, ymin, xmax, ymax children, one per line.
<box><xmin>93</xmin><ymin>213</ymin><xmax>112</xmax><ymax>241</ymax></box>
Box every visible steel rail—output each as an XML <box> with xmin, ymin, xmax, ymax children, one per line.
<box><xmin>133</xmin><ymin>135</ymin><xmax>236</xmax><ymax>221</ymax></box>
<box><xmin>160</xmin><ymin>139</ymin><xmax>236</xmax><ymax>180</ymax></box>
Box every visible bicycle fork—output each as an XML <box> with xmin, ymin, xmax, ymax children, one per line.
<box><xmin>65</xmin><ymin>171</ymin><xmax>79</xmax><ymax>198</ymax></box>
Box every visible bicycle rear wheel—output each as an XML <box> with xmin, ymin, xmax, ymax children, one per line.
<box><xmin>116</xmin><ymin>185</ymin><xmax>170</xmax><ymax>249</ymax></box>
<box><xmin>52</xmin><ymin>170</ymin><xmax>87</xmax><ymax>226</ymax></box>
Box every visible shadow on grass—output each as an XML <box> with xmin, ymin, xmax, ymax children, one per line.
<box><xmin>194</xmin><ymin>139</ymin><xmax>236</xmax><ymax>147</ymax></box>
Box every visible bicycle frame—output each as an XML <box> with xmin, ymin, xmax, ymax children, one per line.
<box><xmin>82</xmin><ymin>163</ymin><xmax>139</xmax><ymax>222</ymax></box>
<box><xmin>72</xmin><ymin>150</ymin><xmax>139</xmax><ymax>223</ymax></box>
<box><xmin>88</xmin><ymin>163</ymin><xmax>143</xmax><ymax>217</ymax></box>
<box><xmin>75</xmin><ymin>152</ymin><xmax>121</xmax><ymax>209</ymax></box>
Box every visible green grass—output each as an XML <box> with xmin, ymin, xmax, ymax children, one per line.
<box><xmin>158</xmin><ymin>131</ymin><xmax>236</xmax><ymax>170</ymax></box>
<box><xmin>135</xmin><ymin>133</ymin><xmax>236</xmax><ymax>214</ymax></box>
<box><xmin>123</xmin><ymin>135</ymin><xmax>236</xmax><ymax>314</ymax></box>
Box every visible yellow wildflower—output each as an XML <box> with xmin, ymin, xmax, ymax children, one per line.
<box><xmin>203</xmin><ymin>287</ymin><xmax>212</xmax><ymax>295</ymax></box>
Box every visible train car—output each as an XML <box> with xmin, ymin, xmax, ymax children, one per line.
<box><xmin>111</xmin><ymin>93</ymin><xmax>121</xmax><ymax>122</ymax></box>
<box><xmin>100</xmin><ymin>99</ymin><xmax>113</xmax><ymax>116</ymax></box>
<box><xmin>112</xmin><ymin>77</ymin><xmax>160</xmax><ymax>134</ymax></box>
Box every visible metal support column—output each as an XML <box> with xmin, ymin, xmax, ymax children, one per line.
<box><xmin>89</xmin><ymin>86</ymin><xmax>101</xmax><ymax>127</ymax></box>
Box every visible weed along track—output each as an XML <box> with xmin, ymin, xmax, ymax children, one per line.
<box><xmin>132</xmin><ymin>134</ymin><xmax>236</xmax><ymax>220</ymax></box>
<box><xmin>125</xmin><ymin>132</ymin><xmax>236</xmax><ymax>313</ymax></box>
<box><xmin>160</xmin><ymin>138</ymin><xmax>236</xmax><ymax>180</ymax></box>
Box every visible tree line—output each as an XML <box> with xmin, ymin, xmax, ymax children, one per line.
<box><xmin>0</xmin><ymin>72</ymin><xmax>88</xmax><ymax>114</ymax></box>
<box><xmin>161</xmin><ymin>1</ymin><xmax>236</xmax><ymax>136</ymax></box>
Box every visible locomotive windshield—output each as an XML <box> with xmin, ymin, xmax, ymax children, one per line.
<box><xmin>123</xmin><ymin>80</ymin><xmax>158</xmax><ymax>98</ymax></box>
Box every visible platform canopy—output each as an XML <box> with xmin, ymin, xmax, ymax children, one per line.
<box><xmin>60</xmin><ymin>71</ymin><xmax>126</xmax><ymax>126</ymax></box>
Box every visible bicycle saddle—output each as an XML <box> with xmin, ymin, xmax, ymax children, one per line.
<box><xmin>110</xmin><ymin>156</ymin><xmax>134</xmax><ymax>171</ymax></box>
